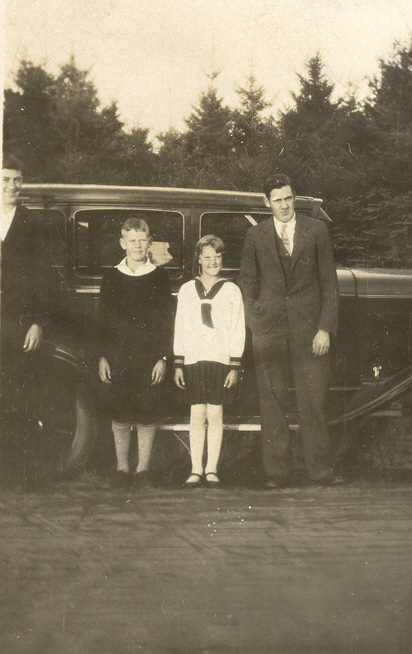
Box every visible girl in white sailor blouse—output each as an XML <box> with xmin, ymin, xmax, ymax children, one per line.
<box><xmin>174</xmin><ymin>235</ymin><xmax>245</xmax><ymax>488</ymax></box>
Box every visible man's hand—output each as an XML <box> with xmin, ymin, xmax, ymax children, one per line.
<box><xmin>151</xmin><ymin>359</ymin><xmax>166</xmax><ymax>385</ymax></box>
<box><xmin>23</xmin><ymin>324</ymin><xmax>42</xmax><ymax>352</ymax></box>
<box><xmin>312</xmin><ymin>329</ymin><xmax>330</xmax><ymax>356</ymax></box>
<box><xmin>224</xmin><ymin>369</ymin><xmax>239</xmax><ymax>388</ymax></box>
<box><xmin>99</xmin><ymin>357</ymin><xmax>112</xmax><ymax>383</ymax></box>
<box><xmin>174</xmin><ymin>368</ymin><xmax>185</xmax><ymax>390</ymax></box>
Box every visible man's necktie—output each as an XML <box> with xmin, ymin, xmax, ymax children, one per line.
<box><xmin>280</xmin><ymin>223</ymin><xmax>292</xmax><ymax>255</ymax></box>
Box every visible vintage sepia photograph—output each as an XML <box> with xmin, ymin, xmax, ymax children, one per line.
<box><xmin>1</xmin><ymin>0</ymin><xmax>412</xmax><ymax>652</ymax></box>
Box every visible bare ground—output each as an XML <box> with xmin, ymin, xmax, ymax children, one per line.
<box><xmin>1</xmin><ymin>476</ymin><xmax>412</xmax><ymax>654</ymax></box>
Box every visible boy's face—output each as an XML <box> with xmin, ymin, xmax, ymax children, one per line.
<box><xmin>3</xmin><ymin>168</ymin><xmax>23</xmax><ymax>208</ymax></box>
<box><xmin>264</xmin><ymin>185</ymin><xmax>295</xmax><ymax>223</ymax></box>
<box><xmin>120</xmin><ymin>229</ymin><xmax>151</xmax><ymax>264</ymax></box>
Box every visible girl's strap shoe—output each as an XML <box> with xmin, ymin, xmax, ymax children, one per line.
<box><xmin>184</xmin><ymin>473</ymin><xmax>202</xmax><ymax>489</ymax></box>
<box><xmin>205</xmin><ymin>472</ymin><xmax>220</xmax><ymax>488</ymax></box>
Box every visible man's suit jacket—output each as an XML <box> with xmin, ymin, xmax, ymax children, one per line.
<box><xmin>1</xmin><ymin>205</ymin><xmax>52</xmax><ymax>332</ymax></box>
<box><xmin>238</xmin><ymin>213</ymin><xmax>339</xmax><ymax>345</ymax></box>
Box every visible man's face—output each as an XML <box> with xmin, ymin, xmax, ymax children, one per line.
<box><xmin>3</xmin><ymin>169</ymin><xmax>23</xmax><ymax>207</ymax></box>
<box><xmin>120</xmin><ymin>229</ymin><xmax>151</xmax><ymax>264</ymax></box>
<box><xmin>265</xmin><ymin>185</ymin><xmax>295</xmax><ymax>223</ymax></box>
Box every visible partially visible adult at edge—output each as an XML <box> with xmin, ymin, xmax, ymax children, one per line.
<box><xmin>1</xmin><ymin>154</ymin><xmax>54</xmax><ymax>488</ymax></box>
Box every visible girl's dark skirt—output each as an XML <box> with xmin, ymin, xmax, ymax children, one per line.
<box><xmin>184</xmin><ymin>360</ymin><xmax>230</xmax><ymax>405</ymax></box>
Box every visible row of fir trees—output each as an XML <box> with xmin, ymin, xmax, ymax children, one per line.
<box><xmin>3</xmin><ymin>40</ymin><xmax>412</xmax><ymax>268</ymax></box>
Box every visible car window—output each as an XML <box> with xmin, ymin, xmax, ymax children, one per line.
<box><xmin>74</xmin><ymin>209</ymin><xmax>184</xmax><ymax>276</ymax></box>
<box><xmin>28</xmin><ymin>208</ymin><xmax>66</xmax><ymax>268</ymax></box>
<box><xmin>200</xmin><ymin>212</ymin><xmax>271</xmax><ymax>270</ymax></box>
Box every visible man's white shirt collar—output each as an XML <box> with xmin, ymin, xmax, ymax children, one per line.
<box><xmin>1</xmin><ymin>206</ymin><xmax>17</xmax><ymax>241</ymax></box>
<box><xmin>116</xmin><ymin>257</ymin><xmax>156</xmax><ymax>276</ymax></box>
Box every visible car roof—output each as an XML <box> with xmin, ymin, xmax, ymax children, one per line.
<box><xmin>21</xmin><ymin>184</ymin><xmax>332</xmax><ymax>221</ymax></box>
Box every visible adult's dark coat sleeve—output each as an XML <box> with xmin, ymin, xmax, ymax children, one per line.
<box><xmin>1</xmin><ymin>205</ymin><xmax>55</xmax><ymax>330</ymax></box>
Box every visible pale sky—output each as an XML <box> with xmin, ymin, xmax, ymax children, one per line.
<box><xmin>4</xmin><ymin>0</ymin><xmax>412</xmax><ymax>139</ymax></box>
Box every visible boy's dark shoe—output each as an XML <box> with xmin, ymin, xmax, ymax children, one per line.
<box><xmin>264</xmin><ymin>476</ymin><xmax>287</xmax><ymax>490</ymax></box>
<box><xmin>131</xmin><ymin>470</ymin><xmax>154</xmax><ymax>491</ymax></box>
<box><xmin>108</xmin><ymin>469</ymin><xmax>133</xmax><ymax>490</ymax></box>
<box><xmin>314</xmin><ymin>474</ymin><xmax>344</xmax><ymax>487</ymax></box>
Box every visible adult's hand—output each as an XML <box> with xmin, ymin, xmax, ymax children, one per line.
<box><xmin>99</xmin><ymin>357</ymin><xmax>112</xmax><ymax>383</ymax></box>
<box><xmin>224</xmin><ymin>369</ymin><xmax>239</xmax><ymax>388</ymax></box>
<box><xmin>23</xmin><ymin>324</ymin><xmax>43</xmax><ymax>352</ymax></box>
<box><xmin>151</xmin><ymin>359</ymin><xmax>166</xmax><ymax>385</ymax></box>
<box><xmin>312</xmin><ymin>329</ymin><xmax>330</xmax><ymax>357</ymax></box>
<box><xmin>174</xmin><ymin>368</ymin><xmax>185</xmax><ymax>390</ymax></box>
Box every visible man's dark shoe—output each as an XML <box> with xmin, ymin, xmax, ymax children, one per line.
<box><xmin>108</xmin><ymin>469</ymin><xmax>133</xmax><ymax>490</ymax></box>
<box><xmin>131</xmin><ymin>470</ymin><xmax>154</xmax><ymax>491</ymax></box>
<box><xmin>314</xmin><ymin>474</ymin><xmax>344</xmax><ymax>487</ymax></box>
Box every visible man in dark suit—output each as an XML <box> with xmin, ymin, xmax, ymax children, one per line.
<box><xmin>238</xmin><ymin>174</ymin><xmax>340</xmax><ymax>488</ymax></box>
<box><xmin>1</xmin><ymin>154</ymin><xmax>53</xmax><ymax>484</ymax></box>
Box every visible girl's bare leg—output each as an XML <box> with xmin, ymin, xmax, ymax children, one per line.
<box><xmin>188</xmin><ymin>404</ymin><xmax>207</xmax><ymax>477</ymax></box>
<box><xmin>205</xmin><ymin>404</ymin><xmax>224</xmax><ymax>476</ymax></box>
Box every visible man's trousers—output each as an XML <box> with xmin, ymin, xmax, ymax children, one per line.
<box><xmin>252</xmin><ymin>332</ymin><xmax>333</xmax><ymax>482</ymax></box>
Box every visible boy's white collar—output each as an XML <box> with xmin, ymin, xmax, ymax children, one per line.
<box><xmin>116</xmin><ymin>257</ymin><xmax>156</xmax><ymax>276</ymax></box>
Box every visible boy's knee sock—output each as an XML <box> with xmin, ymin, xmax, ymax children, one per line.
<box><xmin>205</xmin><ymin>404</ymin><xmax>223</xmax><ymax>475</ymax></box>
<box><xmin>135</xmin><ymin>424</ymin><xmax>156</xmax><ymax>474</ymax></box>
<box><xmin>112</xmin><ymin>421</ymin><xmax>131</xmax><ymax>472</ymax></box>
<box><xmin>189</xmin><ymin>404</ymin><xmax>207</xmax><ymax>475</ymax></box>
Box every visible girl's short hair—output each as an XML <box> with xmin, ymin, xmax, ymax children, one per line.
<box><xmin>195</xmin><ymin>234</ymin><xmax>225</xmax><ymax>259</ymax></box>
<box><xmin>121</xmin><ymin>217</ymin><xmax>151</xmax><ymax>236</ymax></box>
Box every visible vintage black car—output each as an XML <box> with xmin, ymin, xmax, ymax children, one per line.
<box><xmin>17</xmin><ymin>184</ymin><xmax>412</xmax><ymax>476</ymax></box>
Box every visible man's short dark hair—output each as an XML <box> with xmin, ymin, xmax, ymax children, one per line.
<box><xmin>263</xmin><ymin>174</ymin><xmax>294</xmax><ymax>199</ymax></box>
<box><xmin>3</xmin><ymin>154</ymin><xmax>24</xmax><ymax>173</ymax></box>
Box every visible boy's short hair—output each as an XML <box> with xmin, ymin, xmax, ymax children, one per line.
<box><xmin>3</xmin><ymin>153</ymin><xmax>24</xmax><ymax>173</ymax></box>
<box><xmin>195</xmin><ymin>234</ymin><xmax>225</xmax><ymax>258</ymax></box>
<box><xmin>121</xmin><ymin>217</ymin><xmax>151</xmax><ymax>236</ymax></box>
<box><xmin>263</xmin><ymin>174</ymin><xmax>294</xmax><ymax>199</ymax></box>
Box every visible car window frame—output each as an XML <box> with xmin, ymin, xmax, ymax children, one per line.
<box><xmin>73</xmin><ymin>205</ymin><xmax>185</xmax><ymax>280</ymax></box>
<box><xmin>199</xmin><ymin>210</ymin><xmax>272</xmax><ymax>272</ymax></box>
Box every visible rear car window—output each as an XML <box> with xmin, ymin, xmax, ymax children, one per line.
<box><xmin>27</xmin><ymin>208</ymin><xmax>66</xmax><ymax>269</ymax></box>
<box><xmin>74</xmin><ymin>209</ymin><xmax>184</xmax><ymax>277</ymax></box>
<box><xmin>200</xmin><ymin>212</ymin><xmax>271</xmax><ymax>270</ymax></box>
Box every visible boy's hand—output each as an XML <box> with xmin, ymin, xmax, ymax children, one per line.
<box><xmin>174</xmin><ymin>368</ymin><xmax>185</xmax><ymax>390</ymax></box>
<box><xmin>99</xmin><ymin>357</ymin><xmax>112</xmax><ymax>383</ymax></box>
<box><xmin>151</xmin><ymin>359</ymin><xmax>166</xmax><ymax>385</ymax></box>
<box><xmin>224</xmin><ymin>369</ymin><xmax>239</xmax><ymax>388</ymax></box>
<box><xmin>23</xmin><ymin>324</ymin><xmax>42</xmax><ymax>352</ymax></box>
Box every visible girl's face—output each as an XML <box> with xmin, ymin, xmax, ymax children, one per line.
<box><xmin>199</xmin><ymin>245</ymin><xmax>223</xmax><ymax>277</ymax></box>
